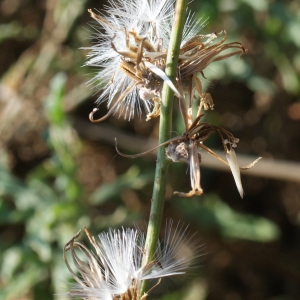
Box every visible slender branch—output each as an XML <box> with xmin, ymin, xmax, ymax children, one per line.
<box><xmin>140</xmin><ymin>0</ymin><xmax>188</xmax><ymax>296</ymax></box>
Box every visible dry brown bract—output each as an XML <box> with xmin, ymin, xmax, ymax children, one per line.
<box><xmin>178</xmin><ymin>30</ymin><xmax>246</xmax><ymax>112</ymax></box>
<box><xmin>116</xmin><ymin>113</ymin><xmax>261</xmax><ymax>198</ymax></box>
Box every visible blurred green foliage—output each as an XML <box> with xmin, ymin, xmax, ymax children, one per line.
<box><xmin>0</xmin><ymin>73</ymin><xmax>80</xmax><ymax>299</ymax></box>
<box><xmin>175</xmin><ymin>194</ymin><xmax>280</xmax><ymax>242</ymax></box>
<box><xmin>191</xmin><ymin>0</ymin><xmax>300</xmax><ymax>95</ymax></box>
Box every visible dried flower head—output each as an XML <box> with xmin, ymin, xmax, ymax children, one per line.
<box><xmin>64</xmin><ymin>223</ymin><xmax>199</xmax><ymax>299</ymax></box>
<box><xmin>116</xmin><ymin>113</ymin><xmax>261</xmax><ymax>198</ymax></box>
<box><xmin>85</xmin><ymin>0</ymin><xmax>246</xmax><ymax>123</ymax></box>
<box><xmin>177</xmin><ymin>30</ymin><xmax>246</xmax><ymax>117</ymax></box>
<box><xmin>165</xmin><ymin>115</ymin><xmax>261</xmax><ymax>197</ymax></box>
<box><xmin>86</xmin><ymin>0</ymin><xmax>178</xmax><ymax>122</ymax></box>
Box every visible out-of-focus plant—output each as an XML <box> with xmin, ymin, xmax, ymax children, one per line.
<box><xmin>190</xmin><ymin>0</ymin><xmax>300</xmax><ymax>100</ymax></box>
<box><xmin>176</xmin><ymin>193</ymin><xmax>280</xmax><ymax>242</ymax></box>
<box><xmin>0</xmin><ymin>73</ymin><xmax>140</xmax><ymax>299</ymax></box>
<box><xmin>0</xmin><ymin>73</ymin><xmax>81</xmax><ymax>299</ymax></box>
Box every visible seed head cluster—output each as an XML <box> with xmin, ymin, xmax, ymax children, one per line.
<box><xmin>86</xmin><ymin>0</ymin><xmax>246</xmax><ymax>122</ymax></box>
<box><xmin>63</xmin><ymin>1</ymin><xmax>262</xmax><ymax>298</ymax></box>
<box><xmin>84</xmin><ymin>0</ymin><xmax>260</xmax><ymax>197</ymax></box>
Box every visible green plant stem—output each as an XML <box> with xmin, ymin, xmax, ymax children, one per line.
<box><xmin>140</xmin><ymin>0</ymin><xmax>188</xmax><ymax>296</ymax></box>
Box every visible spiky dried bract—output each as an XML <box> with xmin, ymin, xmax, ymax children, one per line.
<box><xmin>85</xmin><ymin>0</ymin><xmax>246</xmax><ymax>122</ymax></box>
<box><xmin>178</xmin><ymin>30</ymin><xmax>247</xmax><ymax>115</ymax></box>
<box><xmin>115</xmin><ymin>113</ymin><xmax>260</xmax><ymax>197</ymax></box>
<box><xmin>64</xmin><ymin>223</ymin><xmax>199</xmax><ymax>299</ymax></box>
<box><xmin>165</xmin><ymin>115</ymin><xmax>261</xmax><ymax>197</ymax></box>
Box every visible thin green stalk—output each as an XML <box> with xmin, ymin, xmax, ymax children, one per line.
<box><xmin>140</xmin><ymin>0</ymin><xmax>188</xmax><ymax>296</ymax></box>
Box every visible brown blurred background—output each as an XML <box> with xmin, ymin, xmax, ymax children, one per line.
<box><xmin>0</xmin><ymin>0</ymin><xmax>300</xmax><ymax>299</ymax></box>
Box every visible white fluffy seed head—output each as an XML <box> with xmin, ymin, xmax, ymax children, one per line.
<box><xmin>64</xmin><ymin>222</ymin><xmax>203</xmax><ymax>299</ymax></box>
<box><xmin>85</xmin><ymin>0</ymin><xmax>245</xmax><ymax>123</ymax></box>
<box><xmin>85</xmin><ymin>0</ymin><xmax>176</xmax><ymax>120</ymax></box>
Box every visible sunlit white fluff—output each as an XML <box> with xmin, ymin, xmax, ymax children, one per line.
<box><xmin>181</xmin><ymin>11</ymin><xmax>206</xmax><ymax>46</ymax></box>
<box><xmin>64</xmin><ymin>222</ymin><xmax>199</xmax><ymax>299</ymax></box>
<box><xmin>107</xmin><ymin>0</ymin><xmax>175</xmax><ymax>43</ymax></box>
<box><xmin>85</xmin><ymin>0</ymin><xmax>177</xmax><ymax>120</ymax></box>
